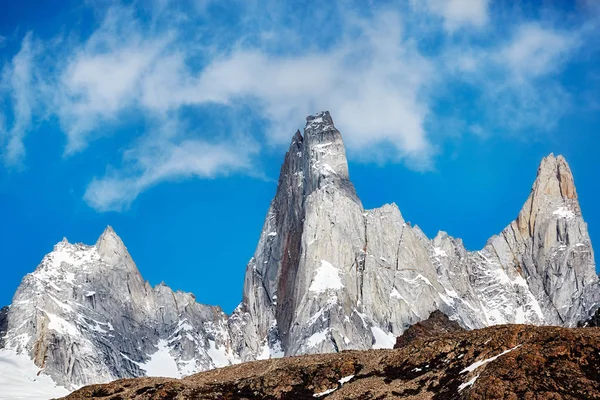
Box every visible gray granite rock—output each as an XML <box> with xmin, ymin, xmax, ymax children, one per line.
<box><xmin>1</xmin><ymin>228</ymin><xmax>237</xmax><ymax>389</ymax></box>
<box><xmin>231</xmin><ymin>112</ymin><xmax>599</xmax><ymax>360</ymax></box>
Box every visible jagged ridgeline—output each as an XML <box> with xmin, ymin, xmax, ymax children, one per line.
<box><xmin>0</xmin><ymin>112</ymin><xmax>598</xmax><ymax>392</ymax></box>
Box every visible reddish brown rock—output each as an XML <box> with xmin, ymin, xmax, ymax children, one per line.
<box><xmin>59</xmin><ymin>324</ymin><xmax>600</xmax><ymax>400</ymax></box>
<box><xmin>394</xmin><ymin>310</ymin><xmax>465</xmax><ymax>349</ymax></box>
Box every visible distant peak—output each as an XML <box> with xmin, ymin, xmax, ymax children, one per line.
<box><xmin>535</xmin><ymin>154</ymin><xmax>577</xmax><ymax>200</ymax></box>
<box><xmin>516</xmin><ymin>154</ymin><xmax>579</xmax><ymax>236</ymax></box>
<box><xmin>95</xmin><ymin>225</ymin><xmax>128</xmax><ymax>262</ymax></box>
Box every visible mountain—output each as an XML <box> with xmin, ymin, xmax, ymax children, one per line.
<box><xmin>0</xmin><ymin>111</ymin><xmax>598</xmax><ymax>395</ymax></box>
<box><xmin>60</xmin><ymin>322</ymin><xmax>600</xmax><ymax>400</ymax></box>
<box><xmin>229</xmin><ymin>111</ymin><xmax>599</xmax><ymax>362</ymax></box>
<box><xmin>0</xmin><ymin>227</ymin><xmax>238</xmax><ymax>391</ymax></box>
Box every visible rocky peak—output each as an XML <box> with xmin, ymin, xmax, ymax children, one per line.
<box><xmin>303</xmin><ymin>111</ymin><xmax>358</xmax><ymax>203</ymax></box>
<box><xmin>95</xmin><ymin>225</ymin><xmax>131</xmax><ymax>265</ymax></box>
<box><xmin>538</xmin><ymin>153</ymin><xmax>577</xmax><ymax>200</ymax></box>
<box><xmin>517</xmin><ymin>153</ymin><xmax>580</xmax><ymax>237</ymax></box>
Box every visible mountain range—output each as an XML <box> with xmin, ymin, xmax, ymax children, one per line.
<box><xmin>0</xmin><ymin>112</ymin><xmax>597</xmax><ymax>397</ymax></box>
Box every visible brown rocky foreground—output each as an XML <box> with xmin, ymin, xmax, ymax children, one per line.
<box><xmin>59</xmin><ymin>322</ymin><xmax>600</xmax><ymax>400</ymax></box>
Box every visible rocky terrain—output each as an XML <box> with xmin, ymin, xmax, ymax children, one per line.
<box><xmin>580</xmin><ymin>308</ymin><xmax>600</xmax><ymax>327</ymax></box>
<box><xmin>60</xmin><ymin>317</ymin><xmax>600</xmax><ymax>399</ymax></box>
<box><xmin>0</xmin><ymin>111</ymin><xmax>598</xmax><ymax>394</ymax></box>
<box><xmin>394</xmin><ymin>310</ymin><xmax>464</xmax><ymax>349</ymax></box>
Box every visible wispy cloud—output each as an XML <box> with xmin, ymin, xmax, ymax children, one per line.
<box><xmin>417</xmin><ymin>0</ymin><xmax>490</xmax><ymax>32</ymax></box>
<box><xmin>0</xmin><ymin>33</ymin><xmax>40</xmax><ymax>166</ymax></box>
<box><xmin>84</xmin><ymin>118</ymin><xmax>259</xmax><ymax>211</ymax></box>
<box><xmin>0</xmin><ymin>0</ymin><xmax>596</xmax><ymax>210</ymax></box>
<box><xmin>444</xmin><ymin>22</ymin><xmax>581</xmax><ymax>133</ymax></box>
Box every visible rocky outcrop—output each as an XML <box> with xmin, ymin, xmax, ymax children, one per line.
<box><xmin>394</xmin><ymin>310</ymin><xmax>464</xmax><ymax>348</ymax></box>
<box><xmin>580</xmin><ymin>308</ymin><xmax>600</xmax><ymax>327</ymax></box>
<box><xmin>0</xmin><ymin>306</ymin><xmax>8</xmax><ymax>347</ymax></box>
<box><xmin>1</xmin><ymin>227</ymin><xmax>238</xmax><ymax>389</ymax></box>
<box><xmin>60</xmin><ymin>324</ymin><xmax>600</xmax><ymax>400</ymax></box>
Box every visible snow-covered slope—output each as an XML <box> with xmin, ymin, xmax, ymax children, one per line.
<box><xmin>0</xmin><ymin>348</ymin><xmax>69</xmax><ymax>400</ymax></box>
<box><xmin>0</xmin><ymin>111</ymin><xmax>598</xmax><ymax>394</ymax></box>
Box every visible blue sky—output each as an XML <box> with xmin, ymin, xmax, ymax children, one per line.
<box><xmin>0</xmin><ymin>0</ymin><xmax>599</xmax><ymax>314</ymax></box>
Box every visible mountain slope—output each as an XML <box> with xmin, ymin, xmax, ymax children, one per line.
<box><xmin>1</xmin><ymin>227</ymin><xmax>238</xmax><ymax>391</ymax></box>
<box><xmin>61</xmin><ymin>323</ymin><xmax>600</xmax><ymax>400</ymax></box>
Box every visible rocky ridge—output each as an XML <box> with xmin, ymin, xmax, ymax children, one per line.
<box><xmin>0</xmin><ymin>111</ymin><xmax>598</xmax><ymax>393</ymax></box>
<box><xmin>394</xmin><ymin>310</ymin><xmax>465</xmax><ymax>349</ymax></box>
<box><xmin>230</xmin><ymin>111</ymin><xmax>599</xmax><ymax>363</ymax></box>
<box><xmin>0</xmin><ymin>228</ymin><xmax>237</xmax><ymax>389</ymax></box>
<box><xmin>60</xmin><ymin>322</ymin><xmax>600</xmax><ymax>400</ymax></box>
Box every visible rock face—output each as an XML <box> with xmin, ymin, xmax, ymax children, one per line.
<box><xmin>580</xmin><ymin>308</ymin><xmax>600</xmax><ymax>327</ymax></box>
<box><xmin>230</xmin><ymin>111</ymin><xmax>599</xmax><ymax>362</ymax></box>
<box><xmin>61</xmin><ymin>324</ymin><xmax>600</xmax><ymax>400</ymax></box>
<box><xmin>394</xmin><ymin>310</ymin><xmax>464</xmax><ymax>349</ymax></box>
<box><xmin>0</xmin><ymin>306</ymin><xmax>8</xmax><ymax>347</ymax></box>
<box><xmin>0</xmin><ymin>227</ymin><xmax>238</xmax><ymax>389</ymax></box>
<box><xmin>1</xmin><ymin>111</ymin><xmax>598</xmax><ymax>392</ymax></box>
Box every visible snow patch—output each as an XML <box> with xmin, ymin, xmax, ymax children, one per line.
<box><xmin>309</xmin><ymin>260</ymin><xmax>344</xmax><ymax>293</ymax></box>
<box><xmin>370</xmin><ymin>326</ymin><xmax>396</xmax><ymax>349</ymax></box>
<box><xmin>207</xmin><ymin>340</ymin><xmax>233</xmax><ymax>368</ymax></box>
<box><xmin>0</xmin><ymin>348</ymin><xmax>69</xmax><ymax>400</ymax></box>
<box><xmin>461</xmin><ymin>345</ymin><xmax>521</xmax><ymax>374</ymax></box>
<box><xmin>433</xmin><ymin>247</ymin><xmax>447</xmax><ymax>257</ymax></box>
<box><xmin>458</xmin><ymin>374</ymin><xmax>479</xmax><ymax>392</ymax></box>
<box><xmin>307</xmin><ymin>329</ymin><xmax>330</xmax><ymax>347</ymax></box>
<box><xmin>390</xmin><ymin>288</ymin><xmax>405</xmax><ymax>301</ymax></box>
<box><xmin>313</xmin><ymin>387</ymin><xmax>337</xmax><ymax>397</ymax></box>
<box><xmin>141</xmin><ymin>340</ymin><xmax>180</xmax><ymax>378</ymax></box>
<box><xmin>553</xmin><ymin>207</ymin><xmax>575</xmax><ymax>219</ymax></box>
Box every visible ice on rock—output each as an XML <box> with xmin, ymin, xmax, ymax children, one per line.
<box><xmin>553</xmin><ymin>206</ymin><xmax>575</xmax><ymax>219</ymax></box>
<box><xmin>309</xmin><ymin>260</ymin><xmax>344</xmax><ymax>293</ymax></box>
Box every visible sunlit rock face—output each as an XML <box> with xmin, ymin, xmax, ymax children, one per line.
<box><xmin>230</xmin><ymin>112</ymin><xmax>598</xmax><ymax>362</ymax></box>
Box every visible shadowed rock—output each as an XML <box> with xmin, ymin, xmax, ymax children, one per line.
<box><xmin>394</xmin><ymin>310</ymin><xmax>465</xmax><ymax>349</ymax></box>
<box><xmin>0</xmin><ymin>306</ymin><xmax>8</xmax><ymax>347</ymax></box>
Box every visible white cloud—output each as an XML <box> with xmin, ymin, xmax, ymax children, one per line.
<box><xmin>54</xmin><ymin>7</ymin><xmax>173</xmax><ymax>153</ymax></box>
<box><xmin>421</xmin><ymin>0</ymin><xmax>489</xmax><ymax>32</ymax></box>
<box><xmin>443</xmin><ymin>22</ymin><xmax>580</xmax><ymax>133</ymax></box>
<box><xmin>0</xmin><ymin>33</ymin><xmax>39</xmax><ymax>166</ymax></box>
<box><xmin>500</xmin><ymin>23</ymin><xmax>577</xmax><ymax>80</ymax></box>
<box><xmin>84</xmin><ymin>120</ymin><xmax>259</xmax><ymax>211</ymax></box>
<box><xmin>171</xmin><ymin>11</ymin><xmax>434</xmax><ymax>166</ymax></box>
<box><xmin>0</xmin><ymin>1</ymin><xmax>595</xmax><ymax>211</ymax></box>
<box><xmin>51</xmin><ymin>7</ymin><xmax>436</xmax><ymax>169</ymax></box>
